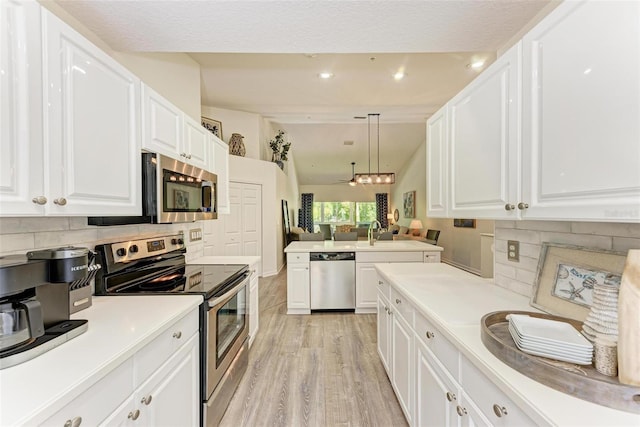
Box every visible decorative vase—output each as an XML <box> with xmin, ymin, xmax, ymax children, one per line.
<box><xmin>618</xmin><ymin>249</ymin><xmax>640</xmax><ymax>386</ymax></box>
<box><xmin>272</xmin><ymin>152</ymin><xmax>284</xmax><ymax>170</ymax></box>
<box><xmin>229</xmin><ymin>133</ymin><xmax>246</xmax><ymax>157</ymax></box>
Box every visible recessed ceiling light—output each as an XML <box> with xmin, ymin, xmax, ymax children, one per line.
<box><xmin>470</xmin><ymin>60</ymin><xmax>485</xmax><ymax>70</ymax></box>
<box><xmin>393</xmin><ymin>71</ymin><xmax>406</xmax><ymax>80</ymax></box>
<box><xmin>319</xmin><ymin>72</ymin><xmax>333</xmax><ymax>79</ymax></box>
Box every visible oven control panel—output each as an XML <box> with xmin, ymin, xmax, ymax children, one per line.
<box><xmin>110</xmin><ymin>234</ymin><xmax>185</xmax><ymax>262</ymax></box>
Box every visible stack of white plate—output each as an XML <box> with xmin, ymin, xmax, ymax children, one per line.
<box><xmin>507</xmin><ymin>314</ymin><xmax>593</xmax><ymax>365</ymax></box>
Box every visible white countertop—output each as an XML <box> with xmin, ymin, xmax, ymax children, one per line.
<box><xmin>375</xmin><ymin>263</ymin><xmax>640</xmax><ymax>426</ymax></box>
<box><xmin>0</xmin><ymin>295</ymin><xmax>203</xmax><ymax>426</ymax></box>
<box><xmin>284</xmin><ymin>240</ymin><xmax>443</xmax><ymax>253</ymax></box>
<box><xmin>188</xmin><ymin>255</ymin><xmax>261</xmax><ymax>267</ymax></box>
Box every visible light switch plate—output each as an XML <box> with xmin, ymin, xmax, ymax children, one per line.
<box><xmin>507</xmin><ymin>240</ymin><xmax>519</xmax><ymax>262</ymax></box>
<box><xmin>189</xmin><ymin>228</ymin><xmax>202</xmax><ymax>242</ymax></box>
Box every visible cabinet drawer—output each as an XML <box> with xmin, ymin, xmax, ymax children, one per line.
<box><xmin>460</xmin><ymin>356</ymin><xmax>536</xmax><ymax>426</ymax></box>
<box><xmin>390</xmin><ymin>288</ymin><xmax>414</xmax><ymax>327</ymax></box>
<box><xmin>356</xmin><ymin>251</ymin><xmax>423</xmax><ymax>263</ymax></box>
<box><xmin>41</xmin><ymin>358</ymin><xmax>133</xmax><ymax>426</ymax></box>
<box><xmin>287</xmin><ymin>252</ymin><xmax>309</xmax><ymax>263</ymax></box>
<box><xmin>134</xmin><ymin>308</ymin><xmax>199</xmax><ymax>386</ymax></box>
<box><xmin>424</xmin><ymin>252</ymin><xmax>441</xmax><ymax>263</ymax></box>
<box><xmin>376</xmin><ymin>275</ymin><xmax>390</xmax><ymax>300</ymax></box>
<box><xmin>415</xmin><ymin>310</ymin><xmax>459</xmax><ymax>379</ymax></box>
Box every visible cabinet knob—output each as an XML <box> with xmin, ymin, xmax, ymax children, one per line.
<box><xmin>187</xmin><ymin>154</ymin><xmax>192</xmax><ymax>159</ymax></box>
<box><xmin>446</xmin><ymin>391</ymin><xmax>456</xmax><ymax>402</ymax></box>
<box><xmin>493</xmin><ymin>404</ymin><xmax>508</xmax><ymax>417</ymax></box>
<box><xmin>456</xmin><ymin>405</ymin><xmax>467</xmax><ymax>417</ymax></box>
<box><xmin>504</xmin><ymin>203</ymin><xmax>515</xmax><ymax>211</ymax></box>
<box><xmin>180</xmin><ymin>152</ymin><xmax>187</xmax><ymax>157</ymax></box>
<box><xmin>141</xmin><ymin>395</ymin><xmax>153</xmax><ymax>405</ymax></box>
<box><xmin>128</xmin><ymin>409</ymin><xmax>140</xmax><ymax>420</ymax></box>
<box><xmin>395</xmin><ymin>298</ymin><xmax>401</xmax><ymax>304</ymax></box>
<box><xmin>173</xmin><ymin>331</ymin><xmax>182</xmax><ymax>339</ymax></box>
<box><xmin>54</xmin><ymin>197</ymin><xmax>67</xmax><ymax>206</ymax></box>
<box><xmin>517</xmin><ymin>202</ymin><xmax>529</xmax><ymax>210</ymax></box>
<box><xmin>426</xmin><ymin>331</ymin><xmax>435</xmax><ymax>339</ymax></box>
<box><xmin>32</xmin><ymin>196</ymin><xmax>47</xmax><ymax>205</ymax></box>
<box><xmin>378</xmin><ymin>281</ymin><xmax>383</xmax><ymax>285</ymax></box>
<box><xmin>63</xmin><ymin>417</ymin><xmax>82</xmax><ymax>427</ymax></box>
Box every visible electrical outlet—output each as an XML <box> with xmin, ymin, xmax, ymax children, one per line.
<box><xmin>507</xmin><ymin>240</ymin><xmax>520</xmax><ymax>262</ymax></box>
<box><xmin>189</xmin><ymin>228</ymin><xmax>202</xmax><ymax>242</ymax></box>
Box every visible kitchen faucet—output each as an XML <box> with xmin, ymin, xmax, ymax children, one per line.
<box><xmin>368</xmin><ymin>220</ymin><xmax>382</xmax><ymax>246</ymax></box>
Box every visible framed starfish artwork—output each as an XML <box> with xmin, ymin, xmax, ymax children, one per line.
<box><xmin>530</xmin><ymin>243</ymin><xmax>626</xmax><ymax>322</ymax></box>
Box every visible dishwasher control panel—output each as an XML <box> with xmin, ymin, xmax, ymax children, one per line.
<box><xmin>310</xmin><ymin>252</ymin><xmax>355</xmax><ymax>261</ymax></box>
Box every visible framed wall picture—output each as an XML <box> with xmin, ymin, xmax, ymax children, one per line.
<box><xmin>403</xmin><ymin>191</ymin><xmax>415</xmax><ymax>218</ymax></box>
<box><xmin>453</xmin><ymin>219</ymin><xmax>476</xmax><ymax>228</ymax></box>
<box><xmin>531</xmin><ymin>243</ymin><xmax>627</xmax><ymax>321</ymax></box>
<box><xmin>201</xmin><ymin>116</ymin><xmax>223</xmax><ymax>140</ymax></box>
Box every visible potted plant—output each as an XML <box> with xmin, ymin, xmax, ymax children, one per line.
<box><xmin>269</xmin><ymin>130</ymin><xmax>291</xmax><ymax>170</ymax></box>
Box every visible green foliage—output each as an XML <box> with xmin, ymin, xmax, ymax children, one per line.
<box><xmin>269</xmin><ymin>130</ymin><xmax>292</xmax><ymax>161</ymax></box>
<box><xmin>312</xmin><ymin>201</ymin><xmax>376</xmax><ymax>224</ymax></box>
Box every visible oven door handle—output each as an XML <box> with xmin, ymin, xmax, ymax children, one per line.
<box><xmin>207</xmin><ymin>276</ymin><xmax>248</xmax><ymax>309</ymax></box>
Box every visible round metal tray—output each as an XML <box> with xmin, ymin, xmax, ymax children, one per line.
<box><xmin>481</xmin><ymin>310</ymin><xmax>640</xmax><ymax>414</ymax></box>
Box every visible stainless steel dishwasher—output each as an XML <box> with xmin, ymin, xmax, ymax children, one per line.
<box><xmin>309</xmin><ymin>252</ymin><xmax>356</xmax><ymax>310</ymax></box>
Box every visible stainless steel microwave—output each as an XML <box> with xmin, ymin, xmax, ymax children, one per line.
<box><xmin>89</xmin><ymin>153</ymin><xmax>217</xmax><ymax>225</ymax></box>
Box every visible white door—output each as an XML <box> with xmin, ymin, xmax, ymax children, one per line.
<box><xmin>448</xmin><ymin>42</ymin><xmax>520</xmax><ymax>219</ymax></box>
<box><xmin>222</xmin><ymin>182</ymin><xmax>262</xmax><ymax>257</ymax></box>
<box><xmin>377</xmin><ymin>295</ymin><xmax>391</xmax><ymax>376</ymax></box>
<box><xmin>392</xmin><ymin>312</ymin><xmax>413</xmax><ymax>424</ymax></box>
<box><xmin>43</xmin><ymin>10</ymin><xmax>141</xmax><ymax>216</ymax></box>
<box><xmin>521</xmin><ymin>0</ymin><xmax>640</xmax><ymax>221</ymax></box>
<box><xmin>0</xmin><ymin>0</ymin><xmax>44</xmax><ymax>216</ymax></box>
<box><xmin>355</xmin><ymin>263</ymin><xmax>378</xmax><ymax>311</ymax></box>
<box><xmin>426</xmin><ymin>106</ymin><xmax>448</xmax><ymax>218</ymax></box>
<box><xmin>241</xmin><ymin>184</ymin><xmax>261</xmax><ymax>256</ymax></box>
<box><xmin>223</xmin><ymin>183</ymin><xmax>242</xmax><ymax>255</ymax></box>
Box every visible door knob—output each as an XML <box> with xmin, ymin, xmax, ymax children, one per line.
<box><xmin>517</xmin><ymin>202</ymin><xmax>529</xmax><ymax>210</ymax></box>
<box><xmin>504</xmin><ymin>203</ymin><xmax>515</xmax><ymax>211</ymax></box>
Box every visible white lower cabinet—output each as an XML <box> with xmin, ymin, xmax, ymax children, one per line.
<box><xmin>379</xmin><ymin>273</ymin><xmax>537</xmax><ymax>427</ymax></box>
<box><xmin>392</xmin><ymin>307</ymin><xmax>414</xmax><ymax>424</ymax></box>
<box><xmin>286</xmin><ymin>252</ymin><xmax>310</xmax><ymax>314</ymax></box>
<box><xmin>249</xmin><ymin>264</ymin><xmax>259</xmax><ymax>347</ymax></box>
<box><xmin>356</xmin><ymin>251</ymin><xmax>432</xmax><ymax>313</ymax></box>
<box><xmin>41</xmin><ymin>309</ymin><xmax>200</xmax><ymax>427</ymax></box>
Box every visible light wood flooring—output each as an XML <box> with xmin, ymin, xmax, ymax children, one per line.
<box><xmin>219</xmin><ymin>268</ymin><xmax>408</xmax><ymax>427</ymax></box>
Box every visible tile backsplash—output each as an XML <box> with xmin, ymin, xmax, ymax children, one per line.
<box><xmin>0</xmin><ymin>217</ymin><xmax>205</xmax><ymax>261</ymax></box>
<box><xmin>494</xmin><ymin>220</ymin><xmax>640</xmax><ymax>297</ymax></box>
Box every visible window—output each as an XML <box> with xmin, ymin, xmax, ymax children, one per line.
<box><xmin>313</xmin><ymin>202</ymin><xmax>376</xmax><ymax>224</ymax></box>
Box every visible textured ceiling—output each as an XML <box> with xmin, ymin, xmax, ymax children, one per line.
<box><xmin>52</xmin><ymin>0</ymin><xmax>553</xmax><ymax>185</ymax></box>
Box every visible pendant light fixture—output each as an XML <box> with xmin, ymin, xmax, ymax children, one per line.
<box><xmin>348</xmin><ymin>161</ymin><xmax>356</xmax><ymax>186</ymax></box>
<box><xmin>354</xmin><ymin>113</ymin><xmax>395</xmax><ymax>184</ymax></box>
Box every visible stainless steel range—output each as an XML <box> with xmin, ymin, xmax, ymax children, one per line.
<box><xmin>94</xmin><ymin>233</ymin><xmax>249</xmax><ymax>427</ymax></box>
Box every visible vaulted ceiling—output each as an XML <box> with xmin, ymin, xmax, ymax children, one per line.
<box><xmin>53</xmin><ymin>0</ymin><xmax>553</xmax><ymax>185</ymax></box>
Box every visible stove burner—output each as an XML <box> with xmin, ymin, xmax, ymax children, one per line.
<box><xmin>138</xmin><ymin>273</ymin><xmax>184</xmax><ymax>292</ymax></box>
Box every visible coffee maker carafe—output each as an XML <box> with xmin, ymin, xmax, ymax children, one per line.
<box><xmin>0</xmin><ymin>247</ymin><xmax>91</xmax><ymax>370</ymax></box>
<box><xmin>0</xmin><ymin>257</ymin><xmax>47</xmax><ymax>352</ymax></box>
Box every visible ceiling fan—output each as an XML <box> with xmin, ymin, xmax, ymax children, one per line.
<box><xmin>335</xmin><ymin>162</ymin><xmax>357</xmax><ymax>185</ymax></box>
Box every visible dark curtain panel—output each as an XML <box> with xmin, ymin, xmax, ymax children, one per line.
<box><xmin>301</xmin><ymin>193</ymin><xmax>314</xmax><ymax>232</ymax></box>
<box><xmin>376</xmin><ymin>193</ymin><xmax>389</xmax><ymax>228</ymax></box>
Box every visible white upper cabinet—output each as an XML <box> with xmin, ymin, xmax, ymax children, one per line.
<box><xmin>183</xmin><ymin>115</ymin><xmax>210</xmax><ymax>170</ymax></box>
<box><xmin>141</xmin><ymin>83</ymin><xmax>182</xmax><ymax>157</ymax></box>
<box><xmin>142</xmin><ymin>83</ymin><xmax>211</xmax><ymax>170</ymax></box>
<box><xmin>521</xmin><ymin>0</ymin><xmax>640</xmax><ymax>221</ymax></box>
<box><xmin>426</xmin><ymin>106</ymin><xmax>448</xmax><ymax>218</ymax></box>
<box><xmin>0</xmin><ymin>0</ymin><xmax>44</xmax><ymax>215</ymax></box>
<box><xmin>448</xmin><ymin>42</ymin><xmax>521</xmax><ymax>219</ymax></box>
<box><xmin>211</xmin><ymin>135</ymin><xmax>230</xmax><ymax>214</ymax></box>
<box><xmin>42</xmin><ymin>8</ymin><xmax>141</xmax><ymax>216</ymax></box>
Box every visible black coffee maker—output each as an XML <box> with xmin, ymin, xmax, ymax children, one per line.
<box><xmin>0</xmin><ymin>247</ymin><xmax>91</xmax><ymax>369</ymax></box>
